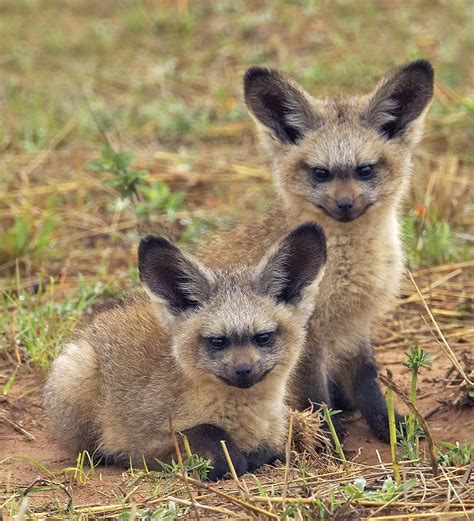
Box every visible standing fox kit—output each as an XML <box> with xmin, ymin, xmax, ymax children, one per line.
<box><xmin>197</xmin><ymin>60</ymin><xmax>434</xmax><ymax>441</ymax></box>
<box><xmin>45</xmin><ymin>224</ymin><xmax>326</xmax><ymax>480</ymax></box>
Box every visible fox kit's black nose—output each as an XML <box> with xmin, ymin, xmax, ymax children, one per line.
<box><xmin>235</xmin><ymin>364</ymin><xmax>252</xmax><ymax>377</ymax></box>
<box><xmin>336</xmin><ymin>198</ymin><xmax>354</xmax><ymax>211</ymax></box>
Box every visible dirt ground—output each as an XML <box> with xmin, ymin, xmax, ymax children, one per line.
<box><xmin>1</xmin><ymin>310</ymin><xmax>472</xmax><ymax>510</ymax></box>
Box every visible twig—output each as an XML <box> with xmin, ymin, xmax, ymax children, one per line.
<box><xmin>169</xmin><ymin>418</ymin><xmax>200</xmax><ymax>521</ymax></box>
<box><xmin>385</xmin><ymin>372</ymin><xmax>401</xmax><ymax>484</ymax></box>
<box><xmin>321</xmin><ymin>403</ymin><xmax>347</xmax><ymax>468</ymax></box>
<box><xmin>0</xmin><ymin>413</ymin><xmax>36</xmax><ymax>441</ymax></box>
<box><xmin>408</xmin><ymin>271</ymin><xmax>473</xmax><ymax>386</ymax></box>
<box><xmin>369</xmin><ymin>511</ymin><xmax>473</xmax><ymax>520</ymax></box>
<box><xmin>166</xmin><ymin>496</ymin><xmax>236</xmax><ymax>517</ymax></box>
<box><xmin>220</xmin><ymin>440</ymin><xmax>248</xmax><ymax>500</ymax></box>
<box><xmin>282</xmin><ymin>412</ymin><xmax>294</xmax><ymax>508</ymax></box>
<box><xmin>424</xmin><ymin>403</ymin><xmax>443</xmax><ymax>420</ymax></box>
<box><xmin>174</xmin><ymin>474</ymin><xmax>279</xmax><ymax>519</ymax></box>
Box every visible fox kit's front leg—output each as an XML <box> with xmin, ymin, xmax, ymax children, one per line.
<box><xmin>181</xmin><ymin>424</ymin><xmax>248</xmax><ymax>481</ymax></box>
<box><xmin>294</xmin><ymin>341</ymin><xmax>348</xmax><ymax>442</ymax></box>
<box><xmin>337</xmin><ymin>343</ymin><xmax>404</xmax><ymax>443</ymax></box>
<box><xmin>246</xmin><ymin>443</ymin><xmax>283</xmax><ymax>472</ymax></box>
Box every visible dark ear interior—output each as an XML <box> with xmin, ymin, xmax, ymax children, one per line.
<box><xmin>138</xmin><ymin>235</ymin><xmax>213</xmax><ymax>314</ymax></box>
<box><xmin>244</xmin><ymin>66</ymin><xmax>320</xmax><ymax>144</ymax></box>
<box><xmin>255</xmin><ymin>223</ymin><xmax>327</xmax><ymax>304</ymax></box>
<box><xmin>365</xmin><ymin>59</ymin><xmax>434</xmax><ymax>139</ymax></box>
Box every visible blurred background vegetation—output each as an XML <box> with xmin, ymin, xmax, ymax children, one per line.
<box><xmin>0</xmin><ymin>0</ymin><xmax>472</xmax><ymax>367</ymax></box>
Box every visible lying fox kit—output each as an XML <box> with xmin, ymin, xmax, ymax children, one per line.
<box><xmin>197</xmin><ymin>60</ymin><xmax>434</xmax><ymax>442</ymax></box>
<box><xmin>44</xmin><ymin>224</ymin><xmax>326</xmax><ymax>480</ymax></box>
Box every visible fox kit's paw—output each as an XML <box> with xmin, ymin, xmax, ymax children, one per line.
<box><xmin>370</xmin><ymin>412</ymin><xmax>405</xmax><ymax>443</ymax></box>
<box><xmin>180</xmin><ymin>424</ymin><xmax>248</xmax><ymax>481</ymax></box>
<box><xmin>246</xmin><ymin>444</ymin><xmax>282</xmax><ymax>473</ymax></box>
<box><xmin>208</xmin><ymin>448</ymin><xmax>248</xmax><ymax>481</ymax></box>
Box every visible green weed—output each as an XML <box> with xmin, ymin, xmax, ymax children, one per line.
<box><xmin>436</xmin><ymin>441</ymin><xmax>472</xmax><ymax>467</ymax></box>
<box><xmin>178</xmin><ymin>215</ymin><xmax>219</xmax><ymax>249</ymax></box>
<box><xmin>85</xmin><ymin>144</ymin><xmax>148</xmax><ymax>199</ymax></box>
<box><xmin>141</xmin><ymin>100</ymin><xmax>212</xmax><ymax>139</ymax></box>
<box><xmin>281</xmin><ymin>502</ymin><xmax>317</xmax><ymax>520</ymax></box>
<box><xmin>156</xmin><ymin>454</ymin><xmax>212</xmax><ymax>482</ymax></box>
<box><xmin>118</xmin><ymin>502</ymin><xmax>180</xmax><ymax>520</ymax></box>
<box><xmin>86</xmin><ymin>144</ymin><xmax>186</xmax><ymax>222</ymax></box>
<box><xmin>343</xmin><ymin>476</ymin><xmax>416</xmax><ymax>502</ymax></box>
<box><xmin>134</xmin><ymin>181</ymin><xmax>185</xmax><ymax>222</ymax></box>
<box><xmin>2</xmin><ymin>365</ymin><xmax>18</xmax><ymax>396</ymax></box>
<box><xmin>402</xmin><ymin>345</ymin><xmax>431</xmax><ymax>459</ymax></box>
<box><xmin>155</xmin><ymin>439</ymin><xmax>213</xmax><ymax>482</ymax></box>
<box><xmin>321</xmin><ymin>404</ymin><xmax>346</xmax><ymax>466</ymax></box>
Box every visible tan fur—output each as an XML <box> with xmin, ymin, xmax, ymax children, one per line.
<box><xmin>44</xmin><ymin>226</ymin><xmax>326</xmax><ymax>466</ymax></box>
<box><xmin>197</xmin><ymin>62</ymin><xmax>433</xmax><ymax>411</ymax></box>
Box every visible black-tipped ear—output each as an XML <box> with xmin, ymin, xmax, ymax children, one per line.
<box><xmin>364</xmin><ymin>60</ymin><xmax>434</xmax><ymax>140</ymax></box>
<box><xmin>254</xmin><ymin>223</ymin><xmax>327</xmax><ymax>304</ymax></box>
<box><xmin>244</xmin><ymin>66</ymin><xmax>320</xmax><ymax>144</ymax></box>
<box><xmin>138</xmin><ymin>235</ymin><xmax>214</xmax><ymax>315</ymax></box>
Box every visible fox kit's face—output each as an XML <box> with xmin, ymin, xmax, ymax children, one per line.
<box><xmin>138</xmin><ymin>224</ymin><xmax>327</xmax><ymax>389</ymax></box>
<box><xmin>280</xmin><ymin>123</ymin><xmax>395</xmax><ymax>222</ymax></box>
<box><xmin>173</xmin><ymin>280</ymin><xmax>306</xmax><ymax>389</ymax></box>
<box><xmin>244</xmin><ymin>61</ymin><xmax>434</xmax><ymax>223</ymax></box>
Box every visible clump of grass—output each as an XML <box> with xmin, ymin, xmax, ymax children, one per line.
<box><xmin>0</xmin><ymin>200</ymin><xmax>56</xmax><ymax>267</ymax></box>
<box><xmin>61</xmin><ymin>450</ymin><xmax>97</xmax><ymax>486</ymax></box>
<box><xmin>153</xmin><ymin>431</ymin><xmax>213</xmax><ymax>482</ymax></box>
<box><xmin>1</xmin><ymin>276</ymin><xmax>115</xmax><ymax>368</ymax></box>
<box><xmin>155</xmin><ymin>451</ymin><xmax>213</xmax><ymax>482</ymax></box>
<box><xmin>436</xmin><ymin>441</ymin><xmax>472</xmax><ymax>467</ymax></box>
<box><xmin>141</xmin><ymin>100</ymin><xmax>212</xmax><ymax>139</ymax></box>
<box><xmin>134</xmin><ymin>181</ymin><xmax>184</xmax><ymax>222</ymax></box>
<box><xmin>403</xmin><ymin>210</ymin><xmax>467</xmax><ymax>268</ymax></box>
<box><xmin>178</xmin><ymin>215</ymin><xmax>219</xmax><ymax>249</ymax></box>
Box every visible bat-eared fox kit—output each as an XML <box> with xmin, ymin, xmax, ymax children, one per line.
<box><xmin>197</xmin><ymin>59</ymin><xmax>434</xmax><ymax>442</ymax></box>
<box><xmin>45</xmin><ymin>223</ymin><xmax>327</xmax><ymax>480</ymax></box>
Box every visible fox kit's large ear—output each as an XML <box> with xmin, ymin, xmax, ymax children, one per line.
<box><xmin>244</xmin><ymin>66</ymin><xmax>320</xmax><ymax>147</ymax></box>
<box><xmin>138</xmin><ymin>236</ymin><xmax>215</xmax><ymax>327</ymax></box>
<box><xmin>253</xmin><ymin>223</ymin><xmax>326</xmax><ymax>318</ymax></box>
<box><xmin>364</xmin><ymin>60</ymin><xmax>434</xmax><ymax>144</ymax></box>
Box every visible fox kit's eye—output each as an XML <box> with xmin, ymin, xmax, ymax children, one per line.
<box><xmin>254</xmin><ymin>332</ymin><xmax>275</xmax><ymax>347</ymax></box>
<box><xmin>310</xmin><ymin>167</ymin><xmax>333</xmax><ymax>183</ymax></box>
<box><xmin>356</xmin><ymin>164</ymin><xmax>375</xmax><ymax>180</ymax></box>
<box><xmin>207</xmin><ymin>336</ymin><xmax>229</xmax><ymax>350</ymax></box>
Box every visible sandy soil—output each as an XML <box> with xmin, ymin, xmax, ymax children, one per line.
<box><xmin>1</xmin><ymin>343</ymin><xmax>472</xmax><ymax>512</ymax></box>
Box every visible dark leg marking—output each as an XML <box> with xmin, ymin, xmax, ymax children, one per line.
<box><xmin>246</xmin><ymin>443</ymin><xmax>283</xmax><ymax>473</ymax></box>
<box><xmin>180</xmin><ymin>424</ymin><xmax>248</xmax><ymax>481</ymax></box>
<box><xmin>297</xmin><ymin>351</ymin><xmax>348</xmax><ymax>443</ymax></box>
<box><xmin>351</xmin><ymin>349</ymin><xmax>404</xmax><ymax>443</ymax></box>
<box><xmin>329</xmin><ymin>379</ymin><xmax>355</xmax><ymax>412</ymax></box>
